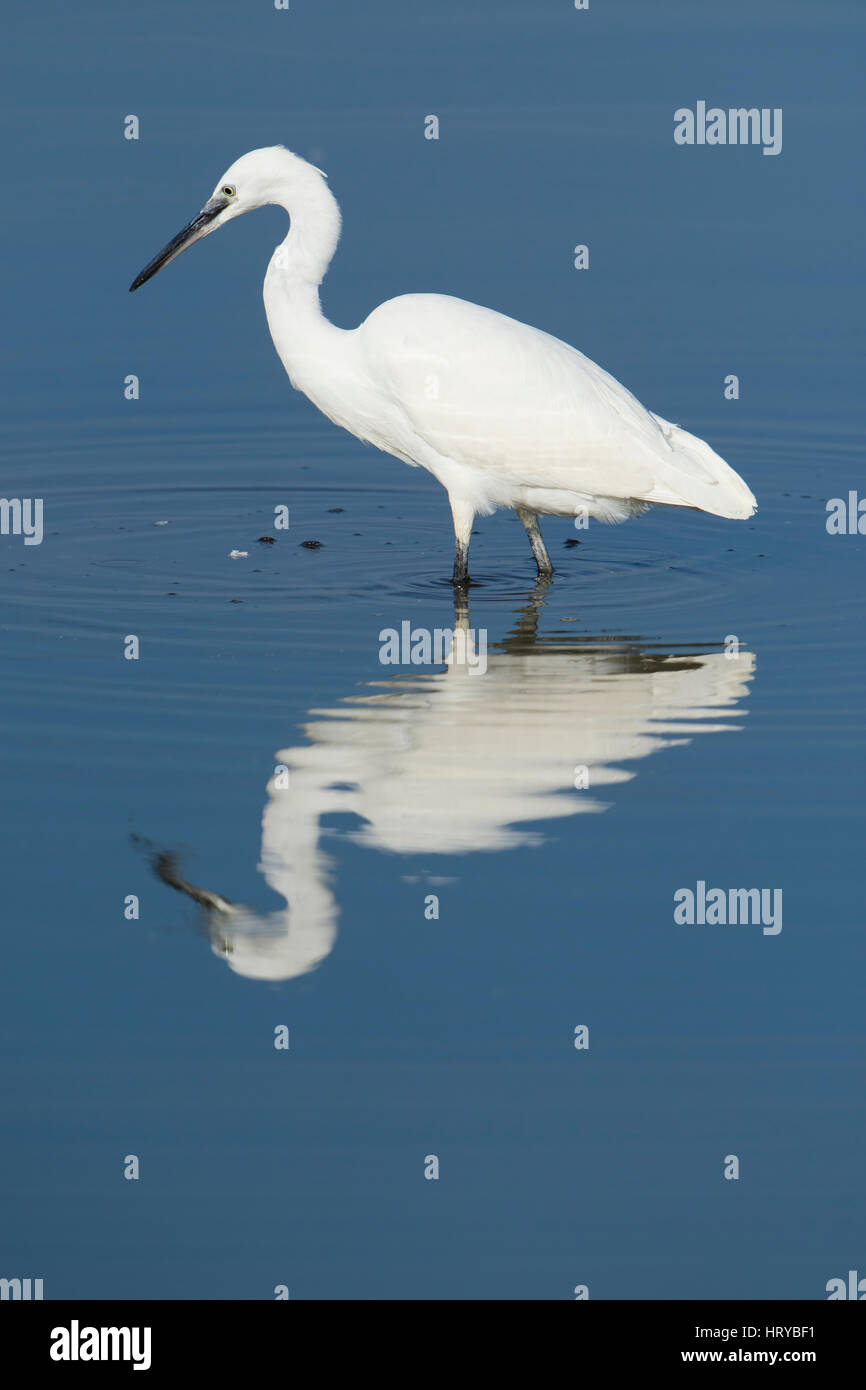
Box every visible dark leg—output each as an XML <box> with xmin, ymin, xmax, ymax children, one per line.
<box><xmin>449</xmin><ymin>495</ymin><xmax>475</xmax><ymax>586</ymax></box>
<box><xmin>452</xmin><ymin>536</ymin><xmax>470</xmax><ymax>586</ymax></box>
<box><xmin>515</xmin><ymin>506</ymin><xmax>553</xmax><ymax>575</ymax></box>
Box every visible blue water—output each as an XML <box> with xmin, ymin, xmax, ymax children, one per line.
<box><xmin>1</xmin><ymin>1</ymin><xmax>863</xmax><ymax>1299</ymax></box>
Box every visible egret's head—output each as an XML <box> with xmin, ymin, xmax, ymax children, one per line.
<box><xmin>129</xmin><ymin>145</ymin><xmax>327</xmax><ymax>292</ymax></box>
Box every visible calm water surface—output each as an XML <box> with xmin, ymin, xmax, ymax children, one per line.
<box><xmin>1</xmin><ymin>1</ymin><xmax>863</xmax><ymax>1299</ymax></box>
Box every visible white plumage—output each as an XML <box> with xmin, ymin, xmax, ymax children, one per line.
<box><xmin>131</xmin><ymin>145</ymin><xmax>757</xmax><ymax>580</ymax></box>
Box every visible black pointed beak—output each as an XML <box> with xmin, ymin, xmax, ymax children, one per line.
<box><xmin>129</xmin><ymin>194</ymin><xmax>230</xmax><ymax>292</ymax></box>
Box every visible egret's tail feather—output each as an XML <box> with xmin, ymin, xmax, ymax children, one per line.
<box><xmin>645</xmin><ymin>415</ymin><xmax>757</xmax><ymax>519</ymax></box>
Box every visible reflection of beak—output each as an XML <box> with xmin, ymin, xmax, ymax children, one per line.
<box><xmin>129</xmin><ymin>194</ymin><xmax>230</xmax><ymax>291</ymax></box>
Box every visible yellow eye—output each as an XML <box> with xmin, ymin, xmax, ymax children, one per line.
<box><xmin>222</xmin><ymin>184</ymin><xmax>236</xmax><ymax>197</ymax></box>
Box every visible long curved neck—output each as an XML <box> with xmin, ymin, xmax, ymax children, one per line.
<box><xmin>261</xmin><ymin>170</ymin><xmax>348</xmax><ymax>403</ymax></box>
<box><xmin>269</xmin><ymin>172</ymin><xmax>342</xmax><ymax>298</ymax></box>
<box><xmin>263</xmin><ymin>171</ymin><xmax>346</xmax><ymax>388</ymax></box>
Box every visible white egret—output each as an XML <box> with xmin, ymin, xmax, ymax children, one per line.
<box><xmin>130</xmin><ymin>146</ymin><xmax>757</xmax><ymax>582</ymax></box>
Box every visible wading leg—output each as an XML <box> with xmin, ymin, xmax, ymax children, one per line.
<box><xmin>449</xmin><ymin>494</ymin><xmax>475</xmax><ymax>586</ymax></box>
<box><xmin>515</xmin><ymin>506</ymin><xmax>554</xmax><ymax>575</ymax></box>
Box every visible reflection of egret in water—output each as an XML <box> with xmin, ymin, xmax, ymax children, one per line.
<box><xmin>149</xmin><ymin>586</ymin><xmax>755</xmax><ymax>982</ymax></box>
